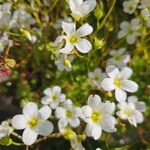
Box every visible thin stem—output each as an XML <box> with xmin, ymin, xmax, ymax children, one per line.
<box><xmin>34</xmin><ymin>133</ymin><xmax>61</xmax><ymax>144</ymax></box>
<box><xmin>11</xmin><ymin>132</ymin><xmax>22</xmax><ymax>140</ymax></box>
<box><xmin>94</xmin><ymin>0</ymin><xmax>116</xmax><ymax>35</ymax></box>
<box><xmin>26</xmin><ymin>145</ymin><xmax>29</xmax><ymax>150</ymax></box>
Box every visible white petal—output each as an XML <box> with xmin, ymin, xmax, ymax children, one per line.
<box><xmin>118</xmin><ymin>30</ymin><xmax>127</xmax><ymax>39</ymax></box>
<box><xmin>120</xmin><ymin>21</ymin><xmax>129</xmax><ymax>30</ymax></box>
<box><xmin>55</xmin><ymin>107</ymin><xmax>66</xmax><ymax>119</ymax></box>
<box><xmin>126</xmin><ymin>34</ymin><xmax>136</xmax><ymax>44</ymax></box>
<box><xmin>87</xmin><ymin>95</ymin><xmax>102</xmax><ymax>109</ymax></box>
<box><xmin>58</xmin><ymin>118</ymin><xmax>68</xmax><ymax>133</ymax></box>
<box><xmin>101</xmin><ymin>78</ymin><xmax>116</xmax><ymax>91</ymax></box>
<box><xmin>69</xmin><ymin>0</ymin><xmax>83</xmax><ymax>7</ymax></box>
<box><xmin>76</xmin><ymin>23</ymin><xmax>93</xmax><ymax>37</ymax></box>
<box><xmin>62</xmin><ymin>22</ymin><xmax>76</xmax><ymax>35</ymax></box>
<box><xmin>22</xmin><ymin>128</ymin><xmax>38</xmax><ymax>145</ymax></box>
<box><xmin>86</xmin><ymin>123</ymin><xmax>102</xmax><ymax>140</ymax></box>
<box><xmin>127</xmin><ymin>96</ymin><xmax>138</xmax><ymax>103</ymax></box>
<box><xmin>39</xmin><ymin>105</ymin><xmax>52</xmax><ymax>120</ymax></box>
<box><xmin>69</xmin><ymin>118</ymin><xmax>80</xmax><ymax>128</ymax></box>
<box><xmin>73</xmin><ymin>107</ymin><xmax>81</xmax><ymax>117</ymax></box>
<box><xmin>131</xmin><ymin>18</ymin><xmax>141</xmax><ymax>30</ymax></box>
<box><xmin>52</xmin><ymin>86</ymin><xmax>61</xmax><ymax>94</ymax></box>
<box><xmin>83</xmin><ymin>0</ymin><xmax>97</xmax><ymax>14</ymax></box>
<box><xmin>81</xmin><ymin>105</ymin><xmax>92</xmax><ymax>122</ymax></box>
<box><xmin>122</xmin><ymin>80</ymin><xmax>138</xmax><ymax>92</ymax></box>
<box><xmin>106</xmin><ymin>65</ymin><xmax>120</xmax><ymax>78</ymax></box>
<box><xmin>115</xmin><ymin>88</ymin><xmax>127</xmax><ymax>102</ymax></box>
<box><xmin>50</xmin><ymin>101</ymin><xmax>59</xmax><ymax>109</ymax></box>
<box><xmin>54</xmin><ymin>35</ymin><xmax>65</xmax><ymax>44</ymax></box>
<box><xmin>41</xmin><ymin>96</ymin><xmax>50</xmax><ymax>105</ymax></box>
<box><xmin>75</xmin><ymin>39</ymin><xmax>92</xmax><ymax>53</ymax></box>
<box><xmin>23</xmin><ymin>102</ymin><xmax>38</xmax><ymax>118</ymax></box>
<box><xmin>43</xmin><ymin>88</ymin><xmax>52</xmax><ymax>96</ymax></box>
<box><xmin>12</xmin><ymin>115</ymin><xmax>27</xmax><ymax>130</ymax></box>
<box><xmin>133</xmin><ymin>110</ymin><xmax>144</xmax><ymax>124</ymax></box>
<box><xmin>36</xmin><ymin>120</ymin><xmax>53</xmax><ymax>136</ymax></box>
<box><xmin>59</xmin><ymin>94</ymin><xmax>66</xmax><ymax>102</ymax></box>
<box><xmin>102</xmin><ymin>102</ymin><xmax>116</xmax><ymax>115</ymax></box>
<box><xmin>60</xmin><ymin>43</ymin><xmax>74</xmax><ymax>54</ymax></box>
<box><xmin>101</xmin><ymin>114</ymin><xmax>116</xmax><ymax>132</ymax></box>
<box><xmin>121</xmin><ymin>67</ymin><xmax>133</xmax><ymax>79</ymax></box>
<box><xmin>136</xmin><ymin>102</ymin><xmax>146</xmax><ymax>112</ymax></box>
<box><xmin>128</xmin><ymin>117</ymin><xmax>137</xmax><ymax>127</ymax></box>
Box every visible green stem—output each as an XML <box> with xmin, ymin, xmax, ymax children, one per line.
<box><xmin>94</xmin><ymin>0</ymin><xmax>116</xmax><ymax>35</ymax></box>
<box><xmin>12</xmin><ymin>141</ymin><xmax>23</xmax><ymax>146</ymax></box>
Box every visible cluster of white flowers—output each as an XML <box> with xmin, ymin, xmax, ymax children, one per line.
<box><xmin>122</xmin><ymin>0</ymin><xmax>150</xmax><ymax>44</ymax></box>
<box><xmin>0</xmin><ymin>0</ymin><xmax>147</xmax><ymax>149</ymax></box>
<box><xmin>9</xmin><ymin>9</ymin><xmax>35</xmax><ymax>29</ymax></box>
<box><xmin>0</xmin><ymin>3</ymin><xmax>35</xmax><ymax>29</ymax></box>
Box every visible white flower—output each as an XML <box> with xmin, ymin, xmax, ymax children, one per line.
<box><xmin>123</xmin><ymin>0</ymin><xmax>138</xmax><ymax>14</ymax></box>
<box><xmin>55</xmin><ymin>54</ymin><xmax>74</xmax><ymax>72</ymax></box>
<box><xmin>117</xmin><ymin>97</ymin><xmax>145</xmax><ymax>127</ymax></box>
<box><xmin>12</xmin><ymin>102</ymin><xmax>53</xmax><ymax>145</ymax></box>
<box><xmin>55</xmin><ymin>99</ymin><xmax>81</xmax><ymax>128</ymax></box>
<box><xmin>41</xmin><ymin>86</ymin><xmax>66</xmax><ymax>109</ymax></box>
<box><xmin>0</xmin><ymin>3</ymin><xmax>12</xmax><ymax>28</ymax></box>
<box><xmin>101</xmin><ymin>66</ymin><xmax>138</xmax><ymax>102</ymax></box>
<box><xmin>88</xmin><ymin>68</ymin><xmax>107</xmax><ymax>89</ymax></box>
<box><xmin>68</xmin><ymin>0</ymin><xmax>97</xmax><ymax>20</ymax></box>
<box><xmin>107</xmin><ymin>48</ymin><xmax>130</xmax><ymax>69</ymax></box>
<box><xmin>0</xmin><ymin>121</ymin><xmax>13</xmax><ymax>139</ymax></box>
<box><xmin>55</xmin><ymin>22</ymin><xmax>93</xmax><ymax>54</ymax></box>
<box><xmin>81</xmin><ymin>95</ymin><xmax>116</xmax><ymax>140</ymax></box>
<box><xmin>127</xmin><ymin>96</ymin><xmax>146</xmax><ymax>112</ymax></box>
<box><xmin>118</xmin><ymin>18</ymin><xmax>141</xmax><ymax>44</ymax></box>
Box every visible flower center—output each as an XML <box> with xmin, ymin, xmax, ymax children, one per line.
<box><xmin>28</xmin><ymin>117</ymin><xmax>39</xmax><ymax>128</ymax></box>
<box><xmin>114</xmin><ymin>78</ymin><xmax>123</xmax><ymax>88</ymax></box>
<box><xmin>52</xmin><ymin>95</ymin><xmax>57</xmax><ymax>101</ymax></box>
<box><xmin>114</xmin><ymin>55</ymin><xmax>121</xmax><ymax>61</ymax></box>
<box><xmin>64</xmin><ymin>59</ymin><xmax>71</xmax><ymax>68</ymax></box>
<box><xmin>91</xmin><ymin>111</ymin><xmax>102</xmax><ymax>123</ymax></box>
<box><xmin>95</xmin><ymin>76</ymin><xmax>100</xmax><ymax>81</ymax></box>
<box><xmin>66</xmin><ymin>110</ymin><xmax>73</xmax><ymax>118</ymax></box>
<box><xmin>128</xmin><ymin>6</ymin><xmax>133</xmax><ymax>11</ymax></box>
<box><xmin>64</xmin><ymin>128</ymin><xmax>76</xmax><ymax>140</ymax></box>
<box><xmin>69</xmin><ymin>35</ymin><xmax>78</xmax><ymax>44</ymax></box>
<box><xmin>128</xmin><ymin>29</ymin><xmax>133</xmax><ymax>34</ymax></box>
<box><xmin>124</xmin><ymin>108</ymin><xmax>133</xmax><ymax>117</ymax></box>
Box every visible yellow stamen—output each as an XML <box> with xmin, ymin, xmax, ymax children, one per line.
<box><xmin>28</xmin><ymin>117</ymin><xmax>39</xmax><ymax>128</ymax></box>
<box><xmin>66</xmin><ymin>110</ymin><xmax>73</xmax><ymax>118</ymax></box>
<box><xmin>91</xmin><ymin>111</ymin><xmax>102</xmax><ymax>123</ymax></box>
<box><xmin>124</xmin><ymin>108</ymin><xmax>133</xmax><ymax>117</ymax></box>
<box><xmin>69</xmin><ymin>35</ymin><xmax>78</xmax><ymax>44</ymax></box>
<box><xmin>114</xmin><ymin>78</ymin><xmax>123</xmax><ymax>87</ymax></box>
